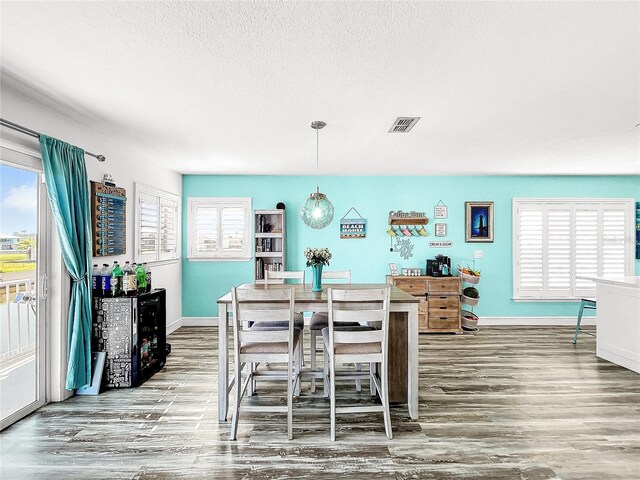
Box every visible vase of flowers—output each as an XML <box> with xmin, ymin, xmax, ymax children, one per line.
<box><xmin>304</xmin><ymin>247</ymin><xmax>332</xmax><ymax>292</ymax></box>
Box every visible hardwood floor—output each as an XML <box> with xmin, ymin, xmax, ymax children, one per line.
<box><xmin>1</xmin><ymin>326</ymin><xmax>639</xmax><ymax>479</ymax></box>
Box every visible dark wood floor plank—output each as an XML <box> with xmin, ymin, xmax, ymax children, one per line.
<box><xmin>1</xmin><ymin>325</ymin><xmax>638</xmax><ymax>479</ymax></box>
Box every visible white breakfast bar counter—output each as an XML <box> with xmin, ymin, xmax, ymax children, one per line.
<box><xmin>582</xmin><ymin>276</ymin><xmax>640</xmax><ymax>373</ymax></box>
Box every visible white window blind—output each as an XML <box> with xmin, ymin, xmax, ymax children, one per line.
<box><xmin>513</xmin><ymin>199</ymin><xmax>633</xmax><ymax>300</ymax></box>
<box><xmin>135</xmin><ymin>184</ymin><xmax>180</xmax><ymax>263</ymax></box>
<box><xmin>187</xmin><ymin>197</ymin><xmax>251</xmax><ymax>260</ymax></box>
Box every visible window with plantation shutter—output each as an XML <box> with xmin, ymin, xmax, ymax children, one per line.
<box><xmin>513</xmin><ymin>199</ymin><xmax>633</xmax><ymax>300</ymax></box>
<box><xmin>187</xmin><ymin>197</ymin><xmax>251</xmax><ymax>260</ymax></box>
<box><xmin>135</xmin><ymin>184</ymin><xmax>180</xmax><ymax>263</ymax></box>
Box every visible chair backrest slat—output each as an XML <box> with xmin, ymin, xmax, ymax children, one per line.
<box><xmin>333</xmin><ymin>330</ymin><xmax>383</xmax><ymax>344</ymax></box>
<box><xmin>265</xmin><ymin>270</ymin><xmax>305</xmax><ymax>284</ymax></box>
<box><xmin>321</xmin><ymin>270</ymin><xmax>351</xmax><ymax>283</ymax></box>
<box><xmin>241</xmin><ymin>329</ymin><xmax>289</xmax><ymax>344</ymax></box>
<box><xmin>332</xmin><ymin>309</ymin><xmax>385</xmax><ymax>324</ymax></box>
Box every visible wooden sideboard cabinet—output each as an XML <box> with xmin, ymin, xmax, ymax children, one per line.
<box><xmin>386</xmin><ymin>275</ymin><xmax>462</xmax><ymax>334</ymax></box>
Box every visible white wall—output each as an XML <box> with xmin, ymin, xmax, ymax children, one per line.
<box><xmin>1</xmin><ymin>81</ymin><xmax>183</xmax><ymax>398</ymax></box>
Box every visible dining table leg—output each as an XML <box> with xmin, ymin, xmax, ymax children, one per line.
<box><xmin>218</xmin><ymin>302</ymin><xmax>229</xmax><ymax>422</ymax></box>
<box><xmin>407</xmin><ymin>302</ymin><xmax>419</xmax><ymax>420</ymax></box>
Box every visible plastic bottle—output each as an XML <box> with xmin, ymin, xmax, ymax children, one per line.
<box><xmin>123</xmin><ymin>261</ymin><xmax>137</xmax><ymax>297</ymax></box>
<box><xmin>136</xmin><ymin>263</ymin><xmax>147</xmax><ymax>293</ymax></box>
<box><xmin>101</xmin><ymin>263</ymin><xmax>112</xmax><ymax>297</ymax></box>
<box><xmin>144</xmin><ymin>263</ymin><xmax>152</xmax><ymax>292</ymax></box>
<box><xmin>111</xmin><ymin>261</ymin><xmax>123</xmax><ymax>297</ymax></box>
<box><xmin>91</xmin><ymin>264</ymin><xmax>100</xmax><ymax>297</ymax></box>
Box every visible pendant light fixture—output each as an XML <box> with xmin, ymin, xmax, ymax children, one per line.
<box><xmin>300</xmin><ymin>121</ymin><xmax>334</xmax><ymax>229</ymax></box>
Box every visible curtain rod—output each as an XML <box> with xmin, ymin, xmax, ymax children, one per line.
<box><xmin>0</xmin><ymin>117</ymin><xmax>106</xmax><ymax>162</ymax></box>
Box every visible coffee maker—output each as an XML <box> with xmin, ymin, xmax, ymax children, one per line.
<box><xmin>426</xmin><ymin>254</ymin><xmax>452</xmax><ymax>277</ymax></box>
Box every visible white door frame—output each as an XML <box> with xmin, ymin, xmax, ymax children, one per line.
<box><xmin>0</xmin><ymin>145</ymin><xmax>49</xmax><ymax>429</ymax></box>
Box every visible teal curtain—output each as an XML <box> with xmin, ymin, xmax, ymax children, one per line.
<box><xmin>39</xmin><ymin>135</ymin><xmax>93</xmax><ymax>390</ymax></box>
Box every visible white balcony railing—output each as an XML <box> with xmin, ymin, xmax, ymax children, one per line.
<box><xmin>0</xmin><ymin>278</ymin><xmax>36</xmax><ymax>368</ymax></box>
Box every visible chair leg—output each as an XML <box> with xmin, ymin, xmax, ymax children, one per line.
<box><xmin>381</xmin><ymin>359</ymin><xmax>393</xmax><ymax>440</ymax></box>
<box><xmin>355</xmin><ymin>363</ymin><xmax>362</xmax><ymax>392</ymax></box>
<box><xmin>329</xmin><ymin>354</ymin><xmax>336</xmax><ymax>442</ymax></box>
<box><xmin>247</xmin><ymin>362</ymin><xmax>255</xmax><ymax>396</ymax></box>
<box><xmin>370</xmin><ymin>362</ymin><xmax>377</xmax><ymax>395</ymax></box>
<box><xmin>294</xmin><ymin>341</ymin><xmax>302</xmax><ymax>397</ymax></box>
<box><xmin>322</xmin><ymin>342</ymin><xmax>331</xmax><ymax>398</ymax></box>
<box><xmin>573</xmin><ymin>301</ymin><xmax>585</xmax><ymax>344</ymax></box>
<box><xmin>230</xmin><ymin>361</ymin><xmax>242</xmax><ymax>440</ymax></box>
<box><xmin>310</xmin><ymin>331</ymin><xmax>317</xmax><ymax>393</ymax></box>
<box><xmin>288</xmin><ymin>351</ymin><xmax>294</xmax><ymax>440</ymax></box>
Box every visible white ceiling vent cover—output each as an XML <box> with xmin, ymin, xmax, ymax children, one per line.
<box><xmin>389</xmin><ymin>117</ymin><xmax>421</xmax><ymax>133</ymax></box>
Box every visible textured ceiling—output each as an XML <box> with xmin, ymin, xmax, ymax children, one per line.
<box><xmin>1</xmin><ymin>1</ymin><xmax>638</xmax><ymax>175</ymax></box>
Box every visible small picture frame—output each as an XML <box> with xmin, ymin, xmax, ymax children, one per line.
<box><xmin>434</xmin><ymin>201</ymin><xmax>448</xmax><ymax>219</ymax></box>
<box><xmin>465</xmin><ymin>201</ymin><xmax>494</xmax><ymax>243</ymax></box>
<box><xmin>435</xmin><ymin>223</ymin><xmax>447</xmax><ymax>237</ymax></box>
<box><xmin>389</xmin><ymin>263</ymin><xmax>399</xmax><ymax>276</ymax></box>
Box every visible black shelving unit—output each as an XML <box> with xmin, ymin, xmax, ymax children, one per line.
<box><xmin>92</xmin><ymin>289</ymin><xmax>167</xmax><ymax>388</ymax></box>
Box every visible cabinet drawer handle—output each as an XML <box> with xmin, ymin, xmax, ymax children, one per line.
<box><xmin>439</xmin><ymin>317</ymin><xmax>448</xmax><ymax>320</ymax></box>
<box><xmin>439</xmin><ymin>296</ymin><xmax>447</xmax><ymax>299</ymax></box>
<box><xmin>439</xmin><ymin>306</ymin><xmax>447</xmax><ymax>309</ymax></box>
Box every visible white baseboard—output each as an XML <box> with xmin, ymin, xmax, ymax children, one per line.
<box><xmin>166</xmin><ymin>317</ymin><xmax>217</xmax><ymax>335</ymax></box>
<box><xmin>182</xmin><ymin>316</ymin><xmax>217</xmax><ymax>327</ymax></box>
<box><xmin>479</xmin><ymin>316</ymin><xmax>596</xmax><ymax>326</ymax></box>
<box><xmin>166</xmin><ymin>318</ymin><xmax>183</xmax><ymax>335</ymax></box>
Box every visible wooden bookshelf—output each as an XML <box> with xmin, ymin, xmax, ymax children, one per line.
<box><xmin>253</xmin><ymin>209</ymin><xmax>286</xmax><ymax>283</ymax></box>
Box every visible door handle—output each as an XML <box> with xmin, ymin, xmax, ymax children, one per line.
<box><xmin>40</xmin><ymin>273</ymin><xmax>48</xmax><ymax>300</ymax></box>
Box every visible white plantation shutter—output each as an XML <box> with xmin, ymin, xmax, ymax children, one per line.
<box><xmin>138</xmin><ymin>192</ymin><xmax>159</xmax><ymax>262</ymax></box>
<box><xmin>194</xmin><ymin>204</ymin><xmax>218</xmax><ymax>255</ymax></box>
<box><xmin>159</xmin><ymin>197</ymin><xmax>178</xmax><ymax>260</ymax></box>
<box><xmin>514</xmin><ymin>199</ymin><xmax>633</xmax><ymax>300</ymax></box>
<box><xmin>221</xmin><ymin>207</ymin><xmax>245</xmax><ymax>253</ymax></box>
<box><xmin>546</xmin><ymin>207</ymin><xmax>572</xmax><ymax>296</ymax></box>
<box><xmin>602</xmin><ymin>209</ymin><xmax>626</xmax><ymax>277</ymax></box>
<box><xmin>188</xmin><ymin>198</ymin><xmax>251</xmax><ymax>260</ymax></box>
<box><xmin>516</xmin><ymin>206</ymin><xmax>544</xmax><ymax>296</ymax></box>
<box><xmin>574</xmin><ymin>208</ymin><xmax>599</xmax><ymax>292</ymax></box>
<box><xmin>135</xmin><ymin>184</ymin><xmax>180</xmax><ymax>263</ymax></box>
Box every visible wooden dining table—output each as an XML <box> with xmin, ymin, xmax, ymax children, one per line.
<box><xmin>216</xmin><ymin>283</ymin><xmax>420</xmax><ymax>421</ymax></box>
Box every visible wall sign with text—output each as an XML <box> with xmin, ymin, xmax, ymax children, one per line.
<box><xmin>429</xmin><ymin>241</ymin><xmax>453</xmax><ymax>248</ymax></box>
<box><xmin>340</xmin><ymin>207</ymin><xmax>367</xmax><ymax>239</ymax></box>
<box><xmin>434</xmin><ymin>200</ymin><xmax>448</xmax><ymax>219</ymax></box>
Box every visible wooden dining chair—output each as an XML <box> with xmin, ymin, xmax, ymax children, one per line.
<box><xmin>253</xmin><ymin>270</ymin><xmax>305</xmax><ymax>330</ymax></box>
<box><xmin>308</xmin><ymin>270</ymin><xmax>360</xmax><ymax>393</ymax></box>
<box><xmin>322</xmin><ymin>286</ymin><xmax>392</xmax><ymax>441</ymax></box>
<box><xmin>250</xmin><ymin>270</ymin><xmax>305</xmax><ymax>395</ymax></box>
<box><xmin>230</xmin><ymin>286</ymin><xmax>301</xmax><ymax>440</ymax></box>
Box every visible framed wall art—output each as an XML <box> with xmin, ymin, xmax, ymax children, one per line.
<box><xmin>435</xmin><ymin>223</ymin><xmax>447</xmax><ymax>237</ymax></box>
<box><xmin>465</xmin><ymin>201</ymin><xmax>494</xmax><ymax>243</ymax></box>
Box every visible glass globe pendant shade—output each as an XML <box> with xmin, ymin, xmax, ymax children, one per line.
<box><xmin>300</xmin><ymin>187</ymin><xmax>334</xmax><ymax>229</ymax></box>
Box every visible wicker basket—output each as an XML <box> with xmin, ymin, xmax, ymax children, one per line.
<box><xmin>459</xmin><ymin>272</ymin><xmax>480</xmax><ymax>284</ymax></box>
<box><xmin>461</xmin><ymin>295</ymin><xmax>479</xmax><ymax>306</ymax></box>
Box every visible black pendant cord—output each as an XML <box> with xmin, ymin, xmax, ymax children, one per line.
<box><xmin>316</xmin><ymin>125</ymin><xmax>319</xmax><ymax>191</ymax></box>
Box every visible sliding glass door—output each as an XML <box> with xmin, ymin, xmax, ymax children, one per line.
<box><xmin>0</xmin><ymin>147</ymin><xmax>48</xmax><ymax>430</ymax></box>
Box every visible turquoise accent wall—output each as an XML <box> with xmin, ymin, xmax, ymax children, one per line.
<box><xmin>182</xmin><ymin>175</ymin><xmax>639</xmax><ymax>318</ymax></box>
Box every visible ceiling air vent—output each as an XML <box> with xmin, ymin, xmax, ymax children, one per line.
<box><xmin>389</xmin><ymin>117</ymin><xmax>421</xmax><ymax>133</ymax></box>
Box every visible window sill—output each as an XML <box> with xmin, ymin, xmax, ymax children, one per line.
<box><xmin>512</xmin><ymin>297</ymin><xmax>584</xmax><ymax>303</ymax></box>
<box><xmin>187</xmin><ymin>257</ymin><xmax>251</xmax><ymax>262</ymax></box>
<box><xmin>142</xmin><ymin>258</ymin><xmax>181</xmax><ymax>267</ymax></box>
